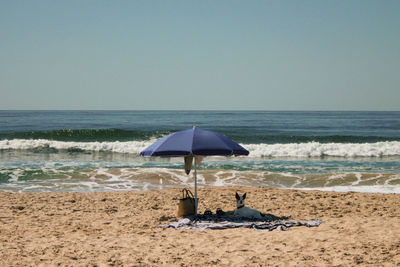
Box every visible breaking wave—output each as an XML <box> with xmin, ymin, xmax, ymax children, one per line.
<box><xmin>245</xmin><ymin>141</ymin><xmax>400</xmax><ymax>158</ymax></box>
<box><xmin>0</xmin><ymin>139</ymin><xmax>399</xmax><ymax>158</ymax></box>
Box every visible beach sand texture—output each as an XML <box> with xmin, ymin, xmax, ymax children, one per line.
<box><xmin>1</xmin><ymin>186</ymin><xmax>399</xmax><ymax>266</ymax></box>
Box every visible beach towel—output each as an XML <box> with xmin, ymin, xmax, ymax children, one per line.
<box><xmin>159</xmin><ymin>214</ymin><xmax>322</xmax><ymax>231</ymax></box>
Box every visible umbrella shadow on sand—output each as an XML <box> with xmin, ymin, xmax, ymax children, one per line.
<box><xmin>159</xmin><ymin>211</ymin><xmax>322</xmax><ymax>231</ymax></box>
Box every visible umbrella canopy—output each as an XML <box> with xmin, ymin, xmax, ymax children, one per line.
<box><xmin>140</xmin><ymin>127</ymin><xmax>249</xmax><ymax>216</ymax></box>
<box><xmin>140</xmin><ymin>127</ymin><xmax>249</xmax><ymax>157</ymax></box>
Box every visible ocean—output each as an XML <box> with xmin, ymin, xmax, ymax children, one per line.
<box><xmin>0</xmin><ymin>110</ymin><xmax>399</xmax><ymax>193</ymax></box>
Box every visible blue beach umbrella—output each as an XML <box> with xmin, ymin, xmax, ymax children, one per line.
<box><xmin>140</xmin><ymin>127</ymin><xmax>249</xmax><ymax>216</ymax></box>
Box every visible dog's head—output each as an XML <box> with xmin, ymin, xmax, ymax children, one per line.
<box><xmin>235</xmin><ymin>192</ymin><xmax>246</xmax><ymax>209</ymax></box>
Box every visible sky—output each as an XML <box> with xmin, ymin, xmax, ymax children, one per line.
<box><xmin>0</xmin><ymin>0</ymin><xmax>399</xmax><ymax>110</ymax></box>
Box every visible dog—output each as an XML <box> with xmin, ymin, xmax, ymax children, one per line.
<box><xmin>234</xmin><ymin>192</ymin><xmax>263</xmax><ymax>219</ymax></box>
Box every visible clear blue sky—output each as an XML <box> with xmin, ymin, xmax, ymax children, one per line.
<box><xmin>1</xmin><ymin>0</ymin><xmax>399</xmax><ymax>110</ymax></box>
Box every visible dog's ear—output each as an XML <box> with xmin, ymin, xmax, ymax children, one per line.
<box><xmin>242</xmin><ymin>193</ymin><xmax>246</xmax><ymax>200</ymax></box>
<box><xmin>235</xmin><ymin>192</ymin><xmax>240</xmax><ymax>200</ymax></box>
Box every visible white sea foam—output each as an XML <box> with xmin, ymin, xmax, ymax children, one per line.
<box><xmin>1</xmin><ymin>166</ymin><xmax>399</xmax><ymax>194</ymax></box>
<box><xmin>0</xmin><ymin>139</ymin><xmax>154</xmax><ymax>154</ymax></box>
<box><xmin>0</xmin><ymin>139</ymin><xmax>400</xmax><ymax>158</ymax></box>
<box><xmin>297</xmin><ymin>185</ymin><xmax>400</xmax><ymax>194</ymax></box>
<box><xmin>244</xmin><ymin>141</ymin><xmax>400</xmax><ymax>158</ymax></box>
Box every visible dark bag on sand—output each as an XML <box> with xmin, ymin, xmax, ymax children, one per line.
<box><xmin>177</xmin><ymin>188</ymin><xmax>195</xmax><ymax>217</ymax></box>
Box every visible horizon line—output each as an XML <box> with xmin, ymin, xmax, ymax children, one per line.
<box><xmin>0</xmin><ymin>109</ymin><xmax>399</xmax><ymax>112</ymax></box>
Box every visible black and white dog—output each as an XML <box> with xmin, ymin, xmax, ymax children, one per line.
<box><xmin>234</xmin><ymin>192</ymin><xmax>263</xmax><ymax>219</ymax></box>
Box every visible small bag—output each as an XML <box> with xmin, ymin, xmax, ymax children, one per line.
<box><xmin>177</xmin><ymin>188</ymin><xmax>195</xmax><ymax>217</ymax></box>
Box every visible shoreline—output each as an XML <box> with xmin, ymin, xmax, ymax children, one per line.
<box><xmin>2</xmin><ymin>168</ymin><xmax>399</xmax><ymax>194</ymax></box>
<box><xmin>1</xmin><ymin>186</ymin><xmax>399</xmax><ymax>266</ymax></box>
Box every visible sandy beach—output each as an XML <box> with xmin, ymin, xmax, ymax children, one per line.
<box><xmin>1</xmin><ymin>186</ymin><xmax>399</xmax><ymax>266</ymax></box>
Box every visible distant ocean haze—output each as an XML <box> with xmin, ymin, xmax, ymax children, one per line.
<box><xmin>0</xmin><ymin>111</ymin><xmax>399</xmax><ymax>193</ymax></box>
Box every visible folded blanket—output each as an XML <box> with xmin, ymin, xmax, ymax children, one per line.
<box><xmin>159</xmin><ymin>214</ymin><xmax>322</xmax><ymax>231</ymax></box>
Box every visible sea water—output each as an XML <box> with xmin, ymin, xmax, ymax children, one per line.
<box><xmin>0</xmin><ymin>110</ymin><xmax>399</xmax><ymax>193</ymax></box>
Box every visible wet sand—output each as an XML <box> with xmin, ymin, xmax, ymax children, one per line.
<box><xmin>1</xmin><ymin>186</ymin><xmax>399</xmax><ymax>266</ymax></box>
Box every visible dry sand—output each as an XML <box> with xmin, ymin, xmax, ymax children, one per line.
<box><xmin>1</xmin><ymin>186</ymin><xmax>399</xmax><ymax>266</ymax></box>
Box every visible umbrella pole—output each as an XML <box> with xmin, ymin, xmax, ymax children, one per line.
<box><xmin>194</xmin><ymin>160</ymin><xmax>198</xmax><ymax>217</ymax></box>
